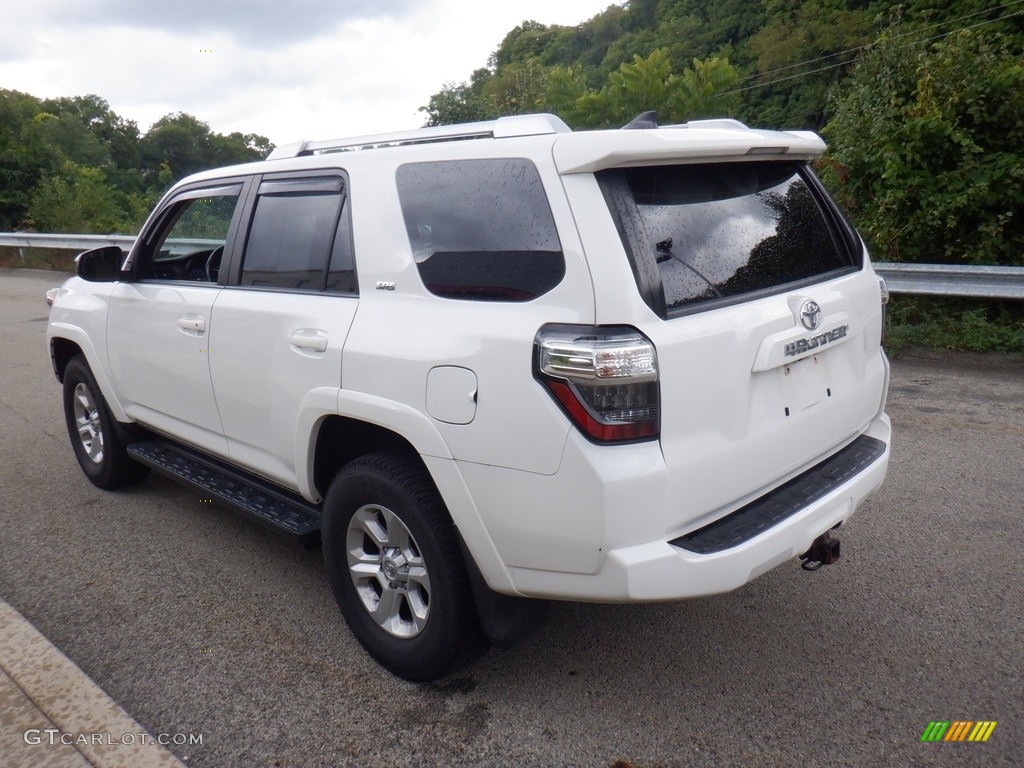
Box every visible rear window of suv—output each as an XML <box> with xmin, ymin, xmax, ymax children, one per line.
<box><xmin>598</xmin><ymin>162</ymin><xmax>859</xmax><ymax>318</ymax></box>
<box><xmin>397</xmin><ymin>159</ymin><xmax>564</xmax><ymax>302</ymax></box>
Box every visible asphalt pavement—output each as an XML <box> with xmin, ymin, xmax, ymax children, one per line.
<box><xmin>1</xmin><ymin>269</ymin><xmax>1021</xmax><ymax>767</ymax></box>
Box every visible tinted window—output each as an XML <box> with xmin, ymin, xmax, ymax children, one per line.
<box><xmin>397</xmin><ymin>159</ymin><xmax>564</xmax><ymax>301</ymax></box>
<box><xmin>601</xmin><ymin>163</ymin><xmax>856</xmax><ymax>316</ymax></box>
<box><xmin>241</xmin><ymin>179</ymin><xmax>345</xmax><ymax>291</ymax></box>
<box><xmin>325</xmin><ymin>203</ymin><xmax>356</xmax><ymax>294</ymax></box>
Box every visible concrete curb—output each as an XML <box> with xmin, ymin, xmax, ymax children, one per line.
<box><xmin>0</xmin><ymin>599</ymin><xmax>185</xmax><ymax>768</ymax></box>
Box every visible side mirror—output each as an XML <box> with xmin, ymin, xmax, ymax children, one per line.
<box><xmin>75</xmin><ymin>246</ymin><xmax>124</xmax><ymax>282</ymax></box>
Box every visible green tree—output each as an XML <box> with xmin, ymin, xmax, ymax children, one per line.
<box><xmin>483</xmin><ymin>58</ymin><xmax>550</xmax><ymax>115</ymax></box>
<box><xmin>822</xmin><ymin>27</ymin><xmax>1024</xmax><ymax>265</ymax></box>
<box><xmin>744</xmin><ymin>0</ymin><xmax>874</xmax><ymax>128</ymax></box>
<box><xmin>562</xmin><ymin>50</ymin><xmax>739</xmax><ymax>128</ymax></box>
<box><xmin>140</xmin><ymin>113</ymin><xmax>215</xmax><ymax>180</ymax></box>
<box><xmin>139</xmin><ymin>112</ymin><xmax>269</xmax><ymax>186</ymax></box>
<box><xmin>673</xmin><ymin>56</ymin><xmax>740</xmax><ymax>119</ymax></box>
<box><xmin>420</xmin><ymin>80</ymin><xmax>494</xmax><ymax>126</ymax></box>
<box><xmin>40</xmin><ymin>95</ymin><xmax>142</xmax><ymax>174</ymax></box>
<box><xmin>0</xmin><ymin>90</ymin><xmax>49</xmax><ymax>229</ymax></box>
<box><xmin>27</xmin><ymin>161</ymin><xmax>134</xmax><ymax>233</ymax></box>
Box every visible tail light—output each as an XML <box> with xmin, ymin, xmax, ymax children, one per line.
<box><xmin>534</xmin><ymin>324</ymin><xmax>659</xmax><ymax>443</ymax></box>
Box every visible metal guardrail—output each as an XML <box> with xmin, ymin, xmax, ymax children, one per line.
<box><xmin>872</xmin><ymin>262</ymin><xmax>1024</xmax><ymax>300</ymax></box>
<box><xmin>2</xmin><ymin>233</ymin><xmax>1023</xmax><ymax>300</ymax></box>
<box><xmin>0</xmin><ymin>232</ymin><xmax>137</xmax><ymax>251</ymax></box>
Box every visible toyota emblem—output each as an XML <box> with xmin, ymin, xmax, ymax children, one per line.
<box><xmin>799</xmin><ymin>300</ymin><xmax>822</xmax><ymax>331</ymax></box>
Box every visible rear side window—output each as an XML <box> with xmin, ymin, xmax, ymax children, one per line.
<box><xmin>240</xmin><ymin>177</ymin><xmax>355</xmax><ymax>293</ymax></box>
<box><xmin>599</xmin><ymin>162</ymin><xmax>858</xmax><ymax>317</ymax></box>
<box><xmin>396</xmin><ymin>159</ymin><xmax>564</xmax><ymax>301</ymax></box>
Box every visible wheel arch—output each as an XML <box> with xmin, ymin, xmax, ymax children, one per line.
<box><xmin>49</xmin><ymin>336</ymin><xmax>83</xmax><ymax>382</ymax></box>
<box><xmin>311</xmin><ymin>415</ymin><xmax>424</xmax><ymax>500</ymax></box>
<box><xmin>306</xmin><ymin>408</ymin><xmax>518</xmax><ymax>596</ymax></box>
<box><xmin>47</xmin><ymin>328</ymin><xmax>130</xmax><ymax>423</ymax></box>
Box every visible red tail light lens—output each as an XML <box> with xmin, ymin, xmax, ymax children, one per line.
<box><xmin>534</xmin><ymin>325</ymin><xmax>659</xmax><ymax>443</ymax></box>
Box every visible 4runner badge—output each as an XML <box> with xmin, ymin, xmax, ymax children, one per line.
<box><xmin>785</xmin><ymin>325</ymin><xmax>849</xmax><ymax>357</ymax></box>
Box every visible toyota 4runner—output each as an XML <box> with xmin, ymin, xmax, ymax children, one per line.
<box><xmin>47</xmin><ymin>112</ymin><xmax>891</xmax><ymax>681</ymax></box>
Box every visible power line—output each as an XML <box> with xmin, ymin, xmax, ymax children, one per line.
<box><xmin>733</xmin><ymin>1</ymin><xmax>1024</xmax><ymax>85</ymax></box>
<box><xmin>718</xmin><ymin>7</ymin><xmax>1024</xmax><ymax>97</ymax></box>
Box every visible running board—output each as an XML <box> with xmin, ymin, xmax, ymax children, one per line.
<box><xmin>127</xmin><ymin>441</ymin><xmax>321</xmax><ymax>541</ymax></box>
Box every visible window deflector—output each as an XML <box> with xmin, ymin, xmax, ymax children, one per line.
<box><xmin>130</xmin><ymin>184</ymin><xmax>244</xmax><ymax>279</ymax></box>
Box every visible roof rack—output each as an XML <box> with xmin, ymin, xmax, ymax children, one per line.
<box><xmin>266</xmin><ymin>113</ymin><xmax>572</xmax><ymax>160</ymax></box>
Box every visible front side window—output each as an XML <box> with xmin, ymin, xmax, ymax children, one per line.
<box><xmin>240</xmin><ymin>177</ymin><xmax>351</xmax><ymax>292</ymax></box>
<box><xmin>396</xmin><ymin>159</ymin><xmax>564</xmax><ymax>301</ymax></box>
<box><xmin>140</xmin><ymin>184</ymin><xmax>242</xmax><ymax>282</ymax></box>
<box><xmin>600</xmin><ymin>162</ymin><xmax>858</xmax><ymax>317</ymax></box>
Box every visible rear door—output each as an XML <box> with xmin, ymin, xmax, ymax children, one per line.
<box><xmin>592</xmin><ymin>161</ymin><xmax>888</xmax><ymax>535</ymax></box>
<box><xmin>208</xmin><ymin>173</ymin><xmax>358</xmax><ymax>490</ymax></box>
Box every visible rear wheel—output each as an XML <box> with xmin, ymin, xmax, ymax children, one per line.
<box><xmin>322</xmin><ymin>451</ymin><xmax>486</xmax><ymax>681</ymax></box>
<box><xmin>62</xmin><ymin>356</ymin><xmax>148</xmax><ymax>489</ymax></box>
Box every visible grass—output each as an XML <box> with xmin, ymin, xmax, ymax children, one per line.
<box><xmin>885</xmin><ymin>297</ymin><xmax>1024</xmax><ymax>357</ymax></box>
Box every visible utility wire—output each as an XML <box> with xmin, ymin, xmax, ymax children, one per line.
<box><xmin>733</xmin><ymin>0</ymin><xmax>1024</xmax><ymax>85</ymax></box>
<box><xmin>718</xmin><ymin>7</ymin><xmax>1024</xmax><ymax>96</ymax></box>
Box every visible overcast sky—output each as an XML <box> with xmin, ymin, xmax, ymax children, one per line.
<box><xmin>3</xmin><ymin>0</ymin><xmax>617</xmax><ymax>147</ymax></box>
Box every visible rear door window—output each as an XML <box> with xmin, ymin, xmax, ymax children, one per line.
<box><xmin>239</xmin><ymin>177</ymin><xmax>354</xmax><ymax>292</ymax></box>
<box><xmin>396</xmin><ymin>159</ymin><xmax>564</xmax><ymax>302</ymax></box>
<box><xmin>599</xmin><ymin>162</ymin><xmax>858</xmax><ymax>317</ymax></box>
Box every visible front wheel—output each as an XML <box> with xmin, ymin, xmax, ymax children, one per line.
<box><xmin>321</xmin><ymin>451</ymin><xmax>486</xmax><ymax>681</ymax></box>
<box><xmin>62</xmin><ymin>356</ymin><xmax>148</xmax><ymax>489</ymax></box>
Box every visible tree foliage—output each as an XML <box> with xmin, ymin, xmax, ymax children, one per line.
<box><xmin>0</xmin><ymin>89</ymin><xmax>271</xmax><ymax>233</ymax></box>
<box><xmin>419</xmin><ymin>0</ymin><xmax>1024</xmax><ymax>271</ymax></box>
<box><xmin>821</xmin><ymin>26</ymin><xmax>1024</xmax><ymax>266</ymax></box>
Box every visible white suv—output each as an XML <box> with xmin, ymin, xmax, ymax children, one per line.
<box><xmin>48</xmin><ymin>113</ymin><xmax>891</xmax><ymax>681</ymax></box>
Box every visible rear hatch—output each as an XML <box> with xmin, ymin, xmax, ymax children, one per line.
<box><xmin>558</xmin><ymin>129</ymin><xmax>887</xmax><ymax>538</ymax></box>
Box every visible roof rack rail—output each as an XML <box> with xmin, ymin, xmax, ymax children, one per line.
<box><xmin>266</xmin><ymin>113</ymin><xmax>572</xmax><ymax>160</ymax></box>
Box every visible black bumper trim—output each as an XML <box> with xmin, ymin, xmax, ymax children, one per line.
<box><xmin>669</xmin><ymin>435</ymin><xmax>886</xmax><ymax>555</ymax></box>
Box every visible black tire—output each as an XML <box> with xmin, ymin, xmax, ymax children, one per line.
<box><xmin>322</xmin><ymin>451</ymin><xmax>487</xmax><ymax>682</ymax></box>
<box><xmin>62</xmin><ymin>355</ymin><xmax>149</xmax><ymax>489</ymax></box>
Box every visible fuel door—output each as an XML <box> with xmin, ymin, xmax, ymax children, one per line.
<box><xmin>426</xmin><ymin>366</ymin><xmax>478</xmax><ymax>425</ymax></box>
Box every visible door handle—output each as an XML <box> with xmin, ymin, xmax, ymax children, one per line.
<box><xmin>288</xmin><ymin>330</ymin><xmax>328</xmax><ymax>353</ymax></box>
<box><xmin>176</xmin><ymin>315</ymin><xmax>207</xmax><ymax>334</ymax></box>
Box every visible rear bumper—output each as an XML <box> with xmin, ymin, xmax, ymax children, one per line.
<box><xmin>503</xmin><ymin>413</ymin><xmax>890</xmax><ymax>602</ymax></box>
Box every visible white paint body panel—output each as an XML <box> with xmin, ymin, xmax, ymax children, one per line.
<box><xmin>48</xmin><ymin>114</ymin><xmax>891</xmax><ymax>604</ymax></box>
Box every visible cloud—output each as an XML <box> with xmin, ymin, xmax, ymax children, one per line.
<box><xmin>4</xmin><ymin>0</ymin><xmax>617</xmax><ymax>146</ymax></box>
<box><xmin>36</xmin><ymin>0</ymin><xmax>416</xmax><ymax>47</ymax></box>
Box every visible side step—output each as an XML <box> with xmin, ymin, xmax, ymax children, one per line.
<box><xmin>127</xmin><ymin>441</ymin><xmax>321</xmax><ymax>541</ymax></box>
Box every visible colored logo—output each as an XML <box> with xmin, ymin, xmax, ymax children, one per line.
<box><xmin>921</xmin><ymin>721</ymin><xmax>997</xmax><ymax>742</ymax></box>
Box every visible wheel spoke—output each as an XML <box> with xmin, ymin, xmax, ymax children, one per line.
<box><xmin>384</xmin><ymin>512</ymin><xmax>412</xmax><ymax>552</ymax></box>
<box><xmin>346</xmin><ymin>502</ymin><xmax>432</xmax><ymax>639</ymax></box>
<box><xmin>352</xmin><ymin>506</ymin><xmax>390</xmax><ymax>549</ymax></box>
<box><xmin>72</xmin><ymin>384</ymin><xmax>104</xmax><ymax>464</ymax></box>
<box><xmin>370</xmin><ymin>584</ymin><xmax>402</xmax><ymax>629</ymax></box>
<box><xmin>406</xmin><ymin>564</ymin><xmax>430</xmax><ymax>595</ymax></box>
<box><xmin>405</xmin><ymin>585</ymin><xmax>430</xmax><ymax>634</ymax></box>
